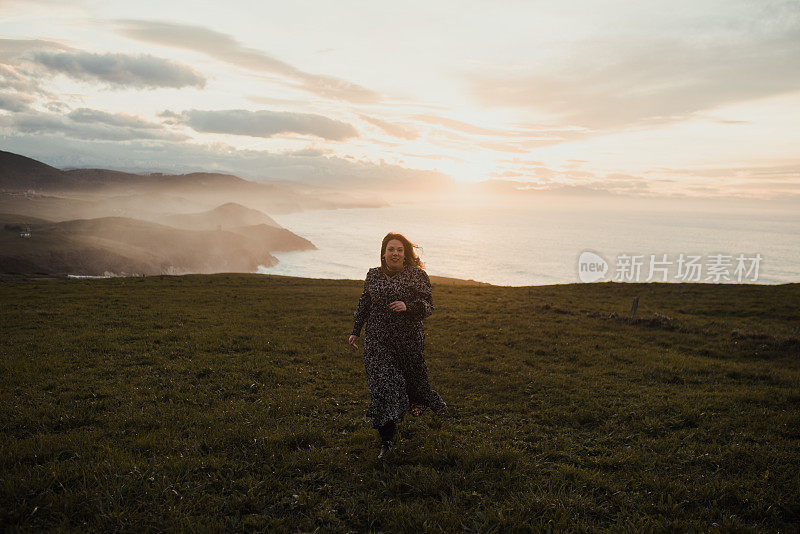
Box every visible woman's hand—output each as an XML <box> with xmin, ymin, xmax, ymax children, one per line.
<box><xmin>348</xmin><ymin>335</ymin><xmax>359</xmax><ymax>350</ymax></box>
<box><xmin>389</xmin><ymin>301</ymin><xmax>407</xmax><ymax>312</ymax></box>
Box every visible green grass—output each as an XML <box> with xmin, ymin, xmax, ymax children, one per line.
<box><xmin>1</xmin><ymin>274</ymin><xmax>799</xmax><ymax>532</ymax></box>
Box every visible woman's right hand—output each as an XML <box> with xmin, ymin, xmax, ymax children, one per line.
<box><xmin>348</xmin><ymin>335</ymin><xmax>359</xmax><ymax>350</ymax></box>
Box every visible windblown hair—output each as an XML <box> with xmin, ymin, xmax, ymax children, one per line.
<box><xmin>380</xmin><ymin>232</ymin><xmax>424</xmax><ymax>270</ymax></box>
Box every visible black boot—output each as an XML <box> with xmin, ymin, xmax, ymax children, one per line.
<box><xmin>377</xmin><ymin>439</ymin><xmax>393</xmax><ymax>459</ymax></box>
<box><xmin>377</xmin><ymin>421</ymin><xmax>396</xmax><ymax>459</ymax></box>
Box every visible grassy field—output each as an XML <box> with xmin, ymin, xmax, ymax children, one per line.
<box><xmin>1</xmin><ymin>274</ymin><xmax>798</xmax><ymax>532</ymax></box>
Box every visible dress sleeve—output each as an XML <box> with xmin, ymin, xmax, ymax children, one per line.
<box><xmin>352</xmin><ymin>270</ymin><xmax>372</xmax><ymax>337</ymax></box>
<box><xmin>404</xmin><ymin>269</ymin><xmax>434</xmax><ymax>321</ymax></box>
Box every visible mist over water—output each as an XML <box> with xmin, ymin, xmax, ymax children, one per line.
<box><xmin>257</xmin><ymin>200</ymin><xmax>800</xmax><ymax>286</ymax></box>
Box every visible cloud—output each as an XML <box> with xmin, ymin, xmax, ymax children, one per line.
<box><xmin>467</xmin><ymin>8</ymin><xmax>800</xmax><ymax>131</ymax></box>
<box><xmin>0</xmin><ymin>0</ymin><xmax>86</xmax><ymax>15</ymax></box>
<box><xmin>0</xmin><ymin>133</ymin><xmax>454</xmax><ymax>194</ymax></box>
<box><xmin>31</xmin><ymin>51</ymin><xmax>206</xmax><ymax>89</ymax></box>
<box><xmin>656</xmin><ymin>163</ymin><xmax>800</xmax><ymax>182</ymax></box>
<box><xmin>412</xmin><ymin>113</ymin><xmax>585</xmax><ymax>151</ymax></box>
<box><xmin>358</xmin><ymin>115</ymin><xmax>419</xmax><ymax>140</ymax></box>
<box><xmin>399</xmin><ymin>152</ymin><xmax>459</xmax><ymax>161</ymax></box>
<box><xmin>1</xmin><ymin>109</ymin><xmax>187</xmax><ymax>141</ymax></box>
<box><xmin>67</xmin><ymin>108</ymin><xmax>162</xmax><ymax>129</ymax></box>
<box><xmin>0</xmin><ymin>91</ymin><xmax>33</xmax><ymax>111</ymax></box>
<box><xmin>0</xmin><ymin>38</ymin><xmax>69</xmax><ymax>63</ymax></box>
<box><xmin>115</xmin><ymin>19</ymin><xmax>380</xmax><ymax>103</ymax></box>
<box><xmin>478</xmin><ymin>161</ymin><xmax>800</xmax><ymax>201</ymax></box>
<box><xmin>2</xmin><ymin>38</ymin><xmax>205</xmax><ymax>98</ymax></box>
<box><xmin>414</xmin><ymin>113</ymin><xmax>526</xmax><ymax>137</ymax></box>
<box><xmin>474</xmin><ymin>173</ymin><xmax>660</xmax><ymax>200</ymax></box>
<box><xmin>488</xmin><ymin>171</ymin><xmax>524</xmax><ymax>178</ymax></box>
<box><xmin>44</xmin><ymin>100</ymin><xmax>69</xmax><ymax>113</ymax></box>
<box><xmin>589</xmin><ymin>173</ymin><xmax>652</xmax><ymax>194</ymax></box>
<box><xmin>728</xmin><ymin>181</ymin><xmax>800</xmax><ymax>192</ymax></box>
<box><xmin>498</xmin><ymin>157</ymin><xmax>546</xmax><ymax>167</ymax></box>
<box><xmin>164</xmin><ymin>109</ymin><xmax>358</xmax><ymax>141</ymax></box>
<box><xmin>423</xmin><ymin>125</ymin><xmax>565</xmax><ymax>154</ymax></box>
<box><xmin>0</xmin><ymin>40</ymin><xmax>69</xmax><ymax>96</ymax></box>
<box><xmin>413</xmin><ymin>113</ymin><xmax>582</xmax><ymax>139</ymax></box>
<box><xmin>281</xmin><ymin>147</ymin><xmax>332</xmax><ymax>157</ymax></box>
<box><xmin>0</xmin><ymin>63</ymin><xmax>36</xmax><ymax>93</ymax></box>
<box><xmin>247</xmin><ymin>95</ymin><xmax>308</xmax><ymax>107</ymax></box>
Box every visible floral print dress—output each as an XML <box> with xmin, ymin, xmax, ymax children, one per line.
<box><xmin>352</xmin><ymin>265</ymin><xmax>448</xmax><ymax>429</ymax></box>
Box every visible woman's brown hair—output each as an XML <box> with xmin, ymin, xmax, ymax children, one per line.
<box><xmin>380</xmin><ymin>232</ymin><xmax>424</xmax><ymax>271</ymax></box>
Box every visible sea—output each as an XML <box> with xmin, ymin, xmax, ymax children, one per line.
<box><xmin>257</xmin><ymin>201</ymin><xmax>800</xmax><ymax>286</ymax></box>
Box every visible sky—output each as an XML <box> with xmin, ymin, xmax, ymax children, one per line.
<box><xmin>1</xmin><ymin>0</ymin><xmax>799</xmax><ymax>201</ymax></box>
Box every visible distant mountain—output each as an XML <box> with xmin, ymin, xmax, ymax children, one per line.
<box><xmin>0</xmin><ymin>150</ymin><xmax>388</xmax><ymax>214</ymax></box>
<box><xmin>0</xmin><ymin>151</ymin><xmax>64</xmax><ymax>190</ymax></box>
<box><xmin>0</xmin><ymin>192</ymin><xmax>99</xmax><ymax>221</ymax></box>
<box><xmin>0</xmin><ymin>150</ymin><xmax>248</xmax><ymax>192</ymax></box>
<box><xmin>0</xmin><ymin>191</ymin><xmax>222</xmax><ymax>223</ymax></box>
<box><xmin>160</xmin><ymin>202</ymin><xmax>282</xmax><ymax>230</ymax></box>
<box><xmin>0</xmin><ymin>151</ymin><xmax>330</xmax><ymax>276</ymax></box>
<box><xmin>0</xmin><ymin>214</ymin><xmax>317</xmax><ymax>276</ymax></box>
<box><xmin>227</xmin><ymin>224</ymin><xmax>315</xmax><ymax>252</ymax></box>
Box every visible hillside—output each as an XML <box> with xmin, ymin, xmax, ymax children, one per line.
<box><xmin>226</xmin><ymin>223</ymin><xmax>316</xmax><ymax>252</ymax></box>
<box><xmin>0</xmin><ymin>150</ymin><xmax>337</xmax><ymax>276</ymax></box>
<box><xmin>0</xmin><ymin>214</ymin><xmax>296</xmax><ymax>275</ymax></box>
<box><xmin>0</xmin><ymin>150</ymin><xmax>262</xmax><ymax>194</ymax></box>
<box><xmin>0</xmin><ymin>150</ymin><xmax>388</xmax><ymax>214</ymax></box>
<box><xmin>429</xmin><ymin>274</ymin><xmax>492</xmax><ymax>286</ymax></box>
<box><xmin>1</xmin><ymin>275</ymin><xmax>798</xmax><ymax>531</ymax></box>
<box><xmin>160</xmin><ymin>202</ymin><xmax>282</xmax><ymax>230</ymax></box>
<box><xmin>0</xmin><ymin>151</ymin><xmax>64</xmax><ymax>190</ymax></box>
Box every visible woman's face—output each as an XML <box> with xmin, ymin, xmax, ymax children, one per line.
<box><xmin>383</xmin><ymin>239</ymin><xmax>405</xmax><ymax>270</ymax></box>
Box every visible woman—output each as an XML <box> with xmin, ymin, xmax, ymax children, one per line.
<box><xmin>348</xmin><ymin>232</ymin><xmax>448</xmax><ymax>459</ymax></box>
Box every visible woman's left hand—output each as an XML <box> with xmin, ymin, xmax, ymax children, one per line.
<box><xmin>389</xmin><ymin>301</ymin><xmax>407</xmax><ymax>312</ymax></box>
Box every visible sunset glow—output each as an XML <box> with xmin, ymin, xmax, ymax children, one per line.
<box><xmin>1</xmin><ymin>0</ymin><xmax>798</xmax><ymax>202</ymax></box>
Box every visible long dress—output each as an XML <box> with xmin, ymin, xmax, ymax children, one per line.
<box><xmin>351</xmin><ymin>264</ymin><xmax>447</xmax><ymax>429</ymax></box>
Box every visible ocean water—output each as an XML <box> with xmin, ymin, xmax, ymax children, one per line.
<box><xmin>257</xmin><ymin>202</ymin><xmax>800</xmax><ymax>286</ymax></box>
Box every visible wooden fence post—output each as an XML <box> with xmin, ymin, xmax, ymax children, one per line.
<box><xmin>630</xmin><ymin>296</ymin><xmax>639</xmax><ymax>318</ymax></box>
